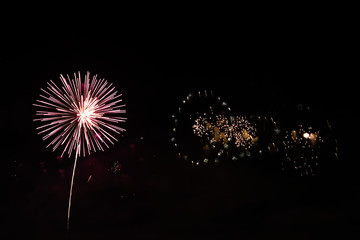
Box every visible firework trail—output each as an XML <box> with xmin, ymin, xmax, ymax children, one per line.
<box><xmin>34</xmin><ymin>71</ymin><xmax>126</xmax><ymax>231</ymax></box>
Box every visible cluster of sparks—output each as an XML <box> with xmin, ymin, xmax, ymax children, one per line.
<box><xmin>192</xmin><ymin>114</ymin><xmax>256</xmax><ymax>150</ymax></box>
<box><xmin>192</xmin><ymin>114</ymin><xmax>213</xmax><ymax>140</ymax></box>
<box><xmin>33</xmin><ymin>71</ymin><xmax>126</xmax><ymax>158</ymax></box>
<box><xmin>231</xmin><ymin>115</ymin><xmax>256</xmax><ymax>150</ymax></box>
<box><xmin>282</xmin><ymin>125</ymin><xmax>323</xmax><ymax>176</ymax></box>
<box><xmin>172</xmin><ymin>90</ymin><xmax>260</xmax><ymax>166</ymax></box>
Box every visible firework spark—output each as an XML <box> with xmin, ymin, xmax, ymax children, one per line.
<box><xmin>231</xmin><ymin>115</ymin><xmax>256</xmax><ymax>150</ymax></box>
<box><xmin>192</xmin><ymin>114</ymin><xmax>256</xmax><ymax>150</ymax></box>
<box><xmin>33</xmin><ymin>71</ymin><xmax>126</xmax><ymax>231</ymax></box>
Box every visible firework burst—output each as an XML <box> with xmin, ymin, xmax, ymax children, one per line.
<box><xmin>231</xmin><ymin>115</ymin><xmax>256</xmax><ymax>150</ymax></box>
<box><xmin>282</xmin><ymin>125</ymin><xmax>323</xmax><ymax>176</ymax></box>
<box><xmin>33</xmin><ymin>71</ymin><xmax>126</xmax><ymax>231</ymax></box>
<box><xmin>171</xmin><ymin>90</ymin><xmax>232</xmax><ymax>166</ymax></box>
<box><xmin>34</xmin><ymin>71</ymin><xmax>126</xmax><ymax>157</ymax></box>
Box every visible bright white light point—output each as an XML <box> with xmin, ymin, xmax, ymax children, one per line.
<box><xmin>303</xmin><ymin>132</ymin><xmax>310</xmax><ymax>139</ymax></box>
<box><xmin>78</xmin><ymin>108</ymin><xmax>93</xmax><ymax>122</ymax></box>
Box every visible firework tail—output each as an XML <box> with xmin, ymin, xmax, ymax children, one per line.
<box><xmin>67</xmin><ymin>152</ymin><xmax>78</xmax><ymax>232</ymax></box>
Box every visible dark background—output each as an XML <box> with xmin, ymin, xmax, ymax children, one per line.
<box><xmin>1</xmin><ymin>17</ymin><xmax>358</xmax><ymax>239</ymax></box>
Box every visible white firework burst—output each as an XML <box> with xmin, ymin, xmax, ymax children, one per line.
<box><xmin>33</xmin><ymin>71</ymin><xmax>126</xmax><ymax>231</ymax></box>
<box><xmin>33</xmin><ymin>71</ymin><xmax>126</xmax><ymax>157</ymax></box>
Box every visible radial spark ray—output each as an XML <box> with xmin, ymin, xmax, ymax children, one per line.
<box><xmin>34</xmin><ymin>71</ymin><xmax>127</xmax><ymax>158</ymax></box>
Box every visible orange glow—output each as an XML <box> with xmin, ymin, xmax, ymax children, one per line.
<box><xmin>242</xmin><ymin>130</ymin><xmax>250</xmax><ymax>140</ymax></box>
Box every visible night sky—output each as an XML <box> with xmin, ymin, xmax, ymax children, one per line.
<box><xmin>1</xmin><ymin>19</ymin><xmax>359</xmax><ymax>239</ymax></box>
